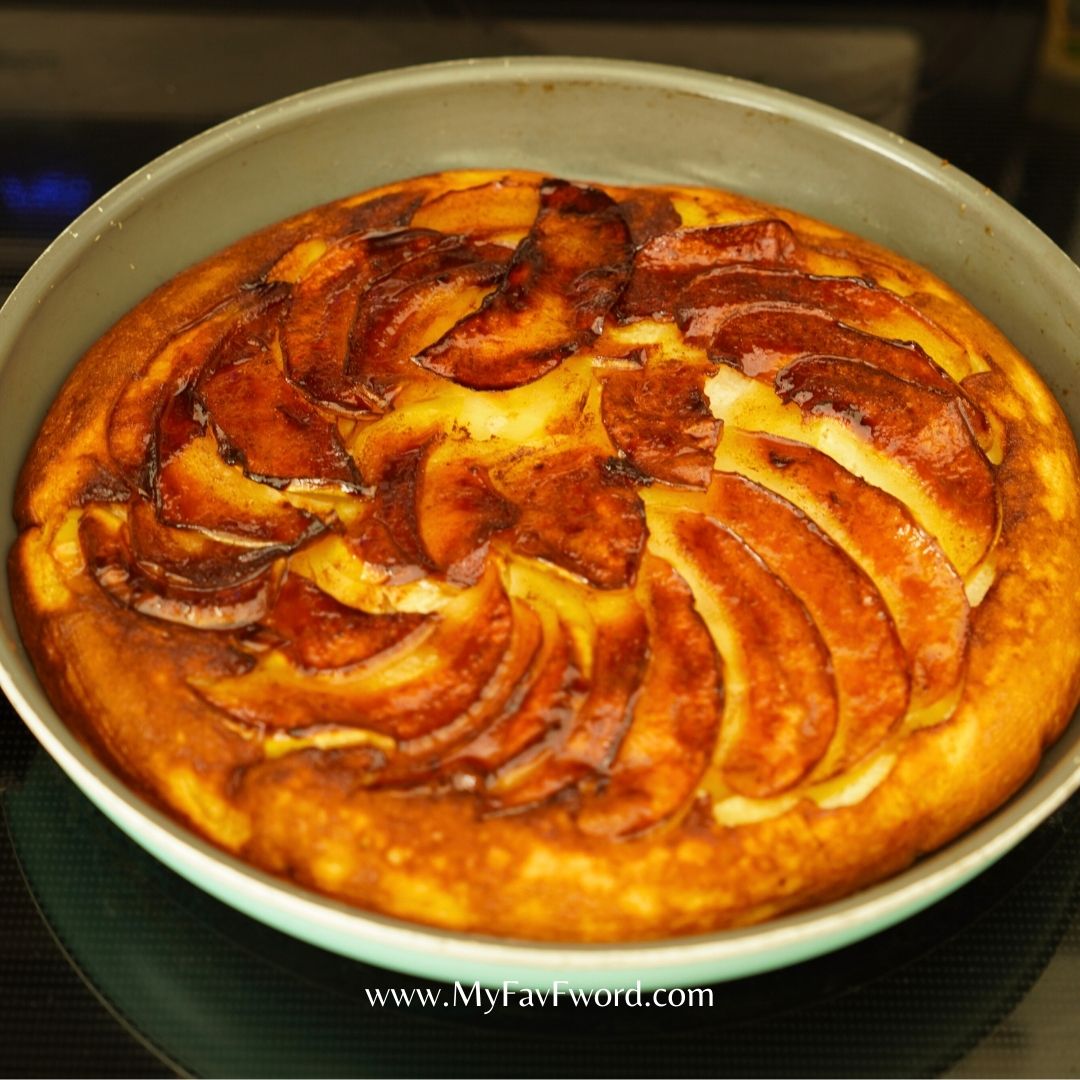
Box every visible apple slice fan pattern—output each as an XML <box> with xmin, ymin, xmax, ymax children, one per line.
<box><xmin>12</xmin><ymin>169</ymin><xmax>1080</xmax><ymax>941</ymax></box>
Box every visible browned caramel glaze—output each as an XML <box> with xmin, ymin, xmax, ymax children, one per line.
<box><xmin>486</xmin><ymin>590</ymin><xmax>650</xmax><ymax>810</ymax></box>
<box><xmin>152</xmin><ymin>385</ymin><xmax>322</xmax><ymax>547</ymax></box>
<box><xmin>708</xmin><ymin>308</ymin><xmax>990</xmax><ymax>440</ymax></box>
<box><xmin>702</xmin><ymin>472</ymin><xmax>908</xmax><ymax>776</ymax></box>
<box><xmin>774</xmin><ymin>357</ymin><xmax>997</xmax><ymax>556</ymax></box>
<box><xmin>282</xmin><ymin>228</ymin><xmax>452</xmax><ymax>410</ymax></box>
<box><xmin>350</xmin><ymin>441</ymin><xmax>439</xmax><ymax>576</ymax></box>
<box><xmin>675</xmin><ymin>513</ymin><xmax>837</xmax><ymax>798</ymax></box>
<box><xmin>108</xmin><ymin>281</ymin><xmax>291</xmax><ymax>484</ymax></box>
<box><xmin>417</xmin><ymin>458</ymin><xmax>519</xmax><ymax>583</ymax></box>
<box><xmin>600</xmin><ymin>363</ymin><xmax>721</xmax><ymax>488</ymax></box>
<box><xmin>195</xmin><ymin>565</ymin><xmax>514</xmax><ymax>738</ymax></box>
<box><xmin>733</xmin><ymin>432</ymin><xmax>969</xmax><ymax>711</ymax></box>
<box><xmin>198</xmin><ymin>336</ymin><xmax>363</xmax><ymax>492</ymax></box>
<box><xmin>416</xmin><ymin>179</ymin><xmax>634</xmax><ymax>388</ymax></box>
<box><xmin>577</xmin><ymin>553</ymin><xmax>722</xmax><ymax>837</ymax></box>
<box><xmin>347</xmin><ymin>237</ymin><xmax>510</xmax><ymax>404</ymax></box>
<box><xmin>617</xmin><ymin>220</ymin><xmax>797</xmax><ymax>321</ymax></box>
<box><xmin>263</xmin><ymin>575</ymin><xmax>429</xmax><ymax>671</ymax></box>
<box><xmin>19</xmin><ymin>168</ymin><xmax>1076</xmax><ymax>946</ymax></box>
<box><xmin>679</xmin><ymin>266</ymin><xmax>897</xmax><ymax>336</ymax></box>
<box><xmin>490</xmin><ymin>449</ymin><xmax>647</xmax><ymax>589</ymax></box>
<box><xmin>81</xmin><ymin>509</ymin><xmax>280</xmax><ymax>631</ymax></box>
<box><xmin>77</xmin><ymin>169</ymin><xmax>1002</xmax><ymax>815</ymax></box>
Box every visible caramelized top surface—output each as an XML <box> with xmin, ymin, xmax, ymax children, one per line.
<box><xmin>13</xmin><ymin>169</ymin><xmax>1078</xmax><ymax>876</ymax></box>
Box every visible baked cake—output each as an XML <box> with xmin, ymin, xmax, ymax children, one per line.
<box><xmin>10</xmin><ymin>169</ymin><xmax>1080</xmax><ymax>940</ymax></box>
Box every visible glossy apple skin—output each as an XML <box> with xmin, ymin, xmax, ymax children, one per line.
<box><xmin>108</xmin><ymin>281</ymin><xmax>291</xmax><ymax>484</ymax></box>
<box><xmin>485</xmin><ymin>585</ymin><xmax>649</xmax><ymax>811</ymax></box>
<box><xmin>182</xmin><ymin>285</ymin><xmax>367</xmax><ymax>495</ymax></box>
<box><xmin>192</xmin><ymin>565</ymin><xmax>514</xmax><ymax>740</ymax></box>
<box><xmin>491</xmin><ymin>449</ymin><xmax>647</xmax><ymax>590</ymax></box>
<box><xmin>281</xmin><ymin>228</ymin><xmax>450</xmax><ymax>410</ymax></box>
<box><xmin>707</xmin><ymin>307</ymin><xmax>990</xmax><ymax>440</ymax></box>
<box><xmin>703</xmin><ymin>470</ymin><xmax>909</xmax><ymax>777</ymax></box>
<box><xmin>127</xmin><ymin>497</ymin><xmax>283</xmax><ymax>591</ymax></box>
<box><xmin>600</xmin><ymin>362</ymin><xmax>720</xmax><ymax>489</ymax></box>
<box><xmin>347</xmin><ymin>440</ymin><xmax>438</xmax><ymax>578</ymax></box>
<box><xmin>616</xmin><ymin>220</ymin><xmax>797</xmax><ymax>322</ymax></box>
<box><xmin>717</xmin><ymin>429</ymin><xmax>970</xmax><ymax>713</ymax></box>
<box><xmin>416</xmin><ymin>180</ymin><xmax>634</xmax><ymax>389</ymax></box>
<box><xmin>433</xmin><ymin>608</ymin><xmax>586</xmax><ymax>786</ymax></box>
<box><xmin>671</xmin><ymin>512</ymin><xmax>837</xmax><ymax>798</ymax></box>
<box><xmin>774</xmin><ymin>355</ymin><xmax>997</xmax><ymax>560</ymax></box>
<box><xmin>416</xmin><ymin>456</ymin><xmax>519</xmax><ymax>583</ymax></box>
<box><xmin>679</xmin><ymin>265</ymin><xmax>918</xmax><ymax>342</ymax></box>
<box><xmin>152</xmin><ymin>384</ymin><xmax>322</xmax><ymax>548</ymax></box>
<box><xmin>262</xmin><ymin>574</ymin><xmax>429</xmax><ymax>671</ymax></box>
<box><xmin>79</xmin><ymin>508</ymin><xmax>281</xmax><ymax>631</ymax></box>
<box><xmin>347</xmin><ymin>238</ymin><xmax>510</xmax><ymax>405</ymax></box>
<box><xmin>577</xmin><ymin>553</ymin><xmax>722</xmax><ymax>837</ymax></box>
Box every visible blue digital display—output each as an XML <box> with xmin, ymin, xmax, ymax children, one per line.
<box><xmin>0</xmin><ymin>171</ymin><xmax>94</xmax><ymax>217</ymax></box>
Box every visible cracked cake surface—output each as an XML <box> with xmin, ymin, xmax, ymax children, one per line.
<box><xmin>10</xmin><ymin>168</ymin><xmax>1080</xmax><ymax>941</ymax></box>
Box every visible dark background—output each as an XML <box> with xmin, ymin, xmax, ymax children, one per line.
<box><xmin>2</xmin><ymin>1</ymin><xmax>1080</xmax><ymax>1076</ymax></box>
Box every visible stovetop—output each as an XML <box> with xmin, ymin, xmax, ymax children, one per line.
<box><xmin>2</xmin><ymin>3</ymin><xmax>1080</xmax><ymax>1076</ymax></box>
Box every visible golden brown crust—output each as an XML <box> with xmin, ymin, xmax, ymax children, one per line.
<box><xmin>10</xmin><ymin>169</ymin><xmax>1080</xmax><ymax>941</ymax></box>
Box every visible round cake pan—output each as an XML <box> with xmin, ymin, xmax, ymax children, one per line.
<box><xmin>2</xmin><ymin>57</ymin><xmax>1079</xmax><ymax>991</ymax></box>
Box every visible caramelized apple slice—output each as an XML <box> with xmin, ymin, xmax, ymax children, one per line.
<box><xmin>707</xmin><ymin>308</ymin><xmax>990</xmax><ymax>441</ymax></box>
<box><xmin>197</xmin><ymin>346</ymin><xmax>362</xmax><ymax>491</ymax></box>
<box><xmin>280</xmin><ymin>232</ymin><xmax>378</xmax><ymax>406</ymax></box>
<box><xmin>288</xmin><ymin>533</ymin><xmax>460</xmax><ymax>616</ymax></box>
<box><xmin>490</xmin><ymin>448</ymin><xmax>647</xmax><ymax>589</ymax></box>
<box><xmin>128</xmin><ymin>496</ymin><xmax>284</xmax><ymax>591</ymax></box>
<box><xmin>341</xmin><ymin>188</ymin><xmax>425</xmax><ymax>233</ymax></box>
<box><xmin>577</xmin><ymin>554</ymin><xmax>722</xmax><ymax>837</ymax></box>
<box><xmin>370</xmin><ymin>598</ymin><xmax>545</xmax><ymax>782</ymax></box>
<box><xmin>80</xmin><ymin>508</ymin><xmax>279</xmax><ymax>630</ymax></box>
<box><xmin>709</xmin><ymin>308</ymin><xmax>945</xmax><ymax>384</ymax></box>
<box><xmin>346</xmin><ymin>438</ymin><xmax>437</xmax><ymax>578</ymax></box>
<box><xmin>417</xmin><ymin>455</ymin><xmax>519</xmax><ymax>583</ymax></box>
<box><xmin>192</xmin><ymin>564</ymin><xmax>512</xmax><ymax>737</ymax></box>
<box><xmin>108</xmin><ymin>282</ymin><xmax>289</xmax><ymax>480</ymax></box>
<box><xmin>678</xmin><ymin>265</ymin><xmax>971</xmax><ymax>379</ymax></box>
<box><xmin>775</xmin><ymin>356</ymin><xmax>997</xmax><ymax>556</ymax></box>
<box><xmin>615</xmin><ymin>189</ymin><xmax>682</xmax><ymax>246</ymax></box>
<box><xmin>269</xmin><ymin>190</ymin><xmax>425</xmax><ymax>282</ymax></box>
<box><xmin>617</xmin><ymin>220</ymin><xmax>797</xmax><ymax>323</ymax></box>
<box><xmin>280</xmin><ymin>227</ymin><xmax>445</xmax><ymax>410</ymax></box>
<box><xmin>348</xmin><ymin>353</ymin><xmax>596</xmax><ymax>482</ymax></box>
<box><xmin>263</xmin><ymin>573</ymin><xmax>429</xmax><ymax>671</ymax></box>
<box><xmin>152</xmin><ymin>386</ymin><xmax>321</xmax><ymax>547</ymax></box>
<box><xmin>704</xmin><ymin>471</ymin><xmax>909</xmax><ymax>775</ymax></box>
<box><xmin>600</xmin><ymin>362</ymin><xmax>721</xmax><ymax>488</ymax></box>
<box><xmin>717</xmin><ymin>429</ymin><xmax>969</xmax><ymax>716</ymax></box>
<box><xmin>436</xmin><ymin>605</ymin><xmax>586</xmax><ymax>781</ymax></box>
<box><xmin>416</xmin><ymin>180</ymin><xmax>633</xmax><ymax>389</ymax></box>
<box><xmin>411</xmin><ymin>178</ymin><xmax>540</xmax><ymax>241</ymax></box>
<box><xmin>487</xmin><ymin>586</ymin><xmax>649</xmax><ymax>809</ymax></box>
<box><xmin>703</xmin><ymin>364</ymin><xmax>988</xmax><ymax>574</ymax></box>
<box><xmin>347</xmin><ymin>238</ymin><xmax>510</xmax><ymax>405</ymax></box>
<box><xmin>665</xmin><ymin>512</ymin><xmax>837</xmax><ymax>798</ymax></box>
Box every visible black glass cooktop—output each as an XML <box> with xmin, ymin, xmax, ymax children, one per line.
<box><xmin>3</xmin><ymin>3</ymin><xmax>1080</xmax><ymax>1076</ymax></box>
